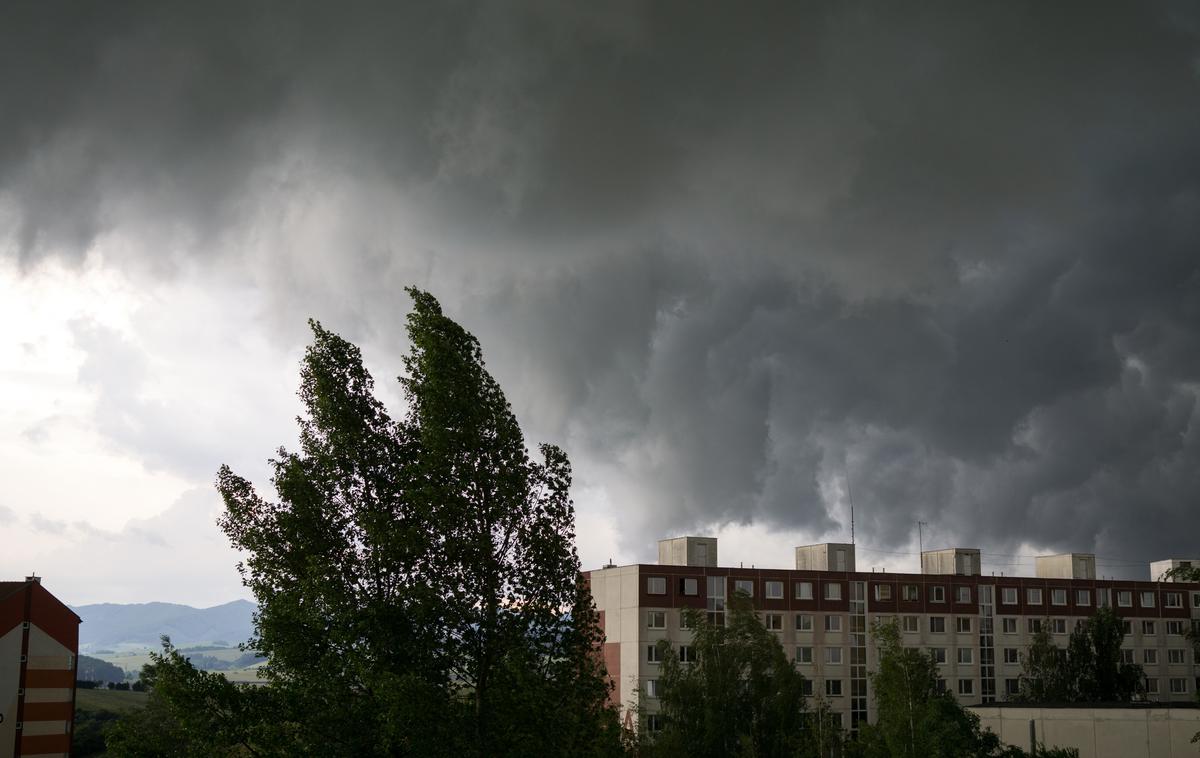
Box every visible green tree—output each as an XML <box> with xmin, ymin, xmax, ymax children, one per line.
<box><xmin>857</xmin><ymin>619</ymin><xmax>1005</xmax><ymax>758</ymax></box>
<box><xmin>1016</xmin><ymin>620</ymin><xmax>1071</xmax><ymax>703</ymax></box>
<box><xmin>105</xmin><ymin>637</ymin><xmax>294</xmax><ymax>757</ymax></box>
<box><xmin>646</xmin><ymin>592</ymin><xmax>826</xmax><ymax>758</ymax></box>
<box><xmin>208</xmin><ymin>289</ymin><xmax>618</xmax><ymax>756</ymax></box>
<box><xmin>1016</xmin><ymin>609</ymin><xmax>1143</xmax><ymax>703</ymax></box>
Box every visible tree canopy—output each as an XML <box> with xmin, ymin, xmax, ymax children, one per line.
<box><xmin>1016</xmin><ymin>608</ymin><xmax>1144</xmax><ymax>704</ymax></box>
<box><xmin>645</xmin><ymin>592</ymin><xmax>841</xmax><ymax>758</ymax></box>
<box><xmin>113</xmin><ymin>289</ymin><xmax>619</xmax><ymax>756</ymax></box>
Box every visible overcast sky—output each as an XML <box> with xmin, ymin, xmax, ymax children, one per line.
<box><xmin>2</xmin><ymin>2</ymin><xmax>1199</xmax><ymax>606</ymax></box>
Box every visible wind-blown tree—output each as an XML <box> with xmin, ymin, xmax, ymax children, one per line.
<box><xmin>646</xmin><ymin>592</ymin><xmax>827</xmax><ymax>758</ymax></box>
<box><xmin>214</xmin><ymin>289</ymin><xmax>620</xmax><ymax>757</ymax></box>
<box><xmin>853</xmin><ymin>620</ymin><xmax>1081</xmax><ymax>758</ymax></box>
<box><xmin>1016</xmin><ymin>608</ymin><xmax>1144</xmax><ymax>704</ymax></box>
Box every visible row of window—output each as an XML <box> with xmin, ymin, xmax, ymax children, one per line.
<box><xmin>647</xmin><ymin>639</ymin><xmax>1197</xmax><ymax>668</ymax></box>
<box><xmin>644</xmin><ymin>676</ymin><xmax>1191</xmax><ymax>705</ymax></box>
<box><xmin>645</xmin><ymin>577</ymin><xmax>1198</xmax><ymax>610</ymax></box>
<box><xmin>647</xmin><ymin>610</ymin><xmax>1199</xmax><ymax>637</ymax></box>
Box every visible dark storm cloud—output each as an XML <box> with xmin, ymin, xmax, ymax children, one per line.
<box><xmin>4</xmin><ymin>2</ymin><xmax>1200</xmax><ymax>569</ymax></box>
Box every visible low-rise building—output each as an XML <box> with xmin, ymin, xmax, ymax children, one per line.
<box><xmin>588</xmin><ymin>538</ymin><xmax>1200</xmax><ymax>735</ymax></box>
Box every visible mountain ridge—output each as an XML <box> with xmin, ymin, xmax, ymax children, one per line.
<box><xmin>72</xmin><ymin>599</ymin><xmax>256</xmax><ymax>652</ymax></box>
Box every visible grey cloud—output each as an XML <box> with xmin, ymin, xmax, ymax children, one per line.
<box><xmin>4</xmin><ymin>3</ymin><xmax>1200</xmax><ymax>570</ymax></box>
<box><xmin>29</xmin><ymin>513</ymin><xmax>68</xmax><ymax>535</ymax></box>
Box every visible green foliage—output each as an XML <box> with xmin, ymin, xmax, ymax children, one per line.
<box><xmin>856</xmin><ymin>619</ymin><xmax>1002</xmax><ymax>758</ymax></box>
<box><xmin>105</xmin><ymin>637</ymin><xmax>296</xmax><ymax>757</ymax></box>
<box><xmin>73</xmin><ymin>708</ymin><xmax>121</xmax><ymax>757</ymax></box>
<box><xmin>201</xmin><ymin>289</ymin><xmax>618</xmax><ymax>756</ymax></box>
<box><xmin>77</xmin><ymin>653</ymin><xmax>127</xmax><ymax>684</ymax></box>
<box><xmin>644</xmin><ymin>592</ymin><xmax>836</xmax><ymax>758</ymax></box>
<box><xmin>1016</xmin><ymin>608</ymin><xmax>1144</xmax><ymax>703</ymax></box>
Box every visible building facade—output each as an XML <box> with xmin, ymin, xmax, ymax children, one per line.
<box><xmin>588</xmin><ymin>538</ymin><xmax>1200</xmax><ymax>734</ymax></box>
<box><xmin>1</xmin><ymin>578</ymin><xmax>80</xmax><ymax>758</ymax></box>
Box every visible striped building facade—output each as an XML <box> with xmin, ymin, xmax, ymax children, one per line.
<box><xmin>589</xmin><ymin>538</ymin><xmax>1200</xmax><ymax>736</ymax></box>
<box><xmin>1</xmin><ymin>579</ymin><xmax>80</xmax><ymax>758</ymax></box>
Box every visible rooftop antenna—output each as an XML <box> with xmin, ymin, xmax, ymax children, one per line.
<box><xmin>846</xmin><ymin>469</ymin><xmax>856</xmax><ymax>547</ymax></box>
<box><xmin>917</xmin><ymin>521</ymin><xmax>928</xmax><ymax>574</ymax></box>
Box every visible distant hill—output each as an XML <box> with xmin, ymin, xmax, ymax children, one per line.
<box><xmin>72</xmin><ymin>599</ymin><xmax>256</xmax><ymax>652</ymax></box>
<box><xmin>77</xmin><ymin>654</ymin><xmax>127</xmax><ymax>683</ymax></box>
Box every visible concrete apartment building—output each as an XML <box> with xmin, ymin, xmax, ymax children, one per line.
<box><xmin>588</xmin><ymin>537</ymin><xmax>1200</xmax><ymax>735</ymax></box>
<box><xmin>1</xmin><ymin>578</ymin><xmax>80</xmax><ymax>758</ymax></box>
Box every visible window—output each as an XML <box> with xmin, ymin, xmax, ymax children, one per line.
<box><xmin>825</xmin><ymin>615</ymin><xmax>843</xmax><ymax>633</ymax></box>
<box><xmin>902</xmin><ymin>584</ymin><xmax>919</xmax><ymax>601</ymax></box>
<box><xmin>1052</xmin><ymin>619</ymin><xmax>1067</xmax><ymax>635</ymax></box>
<box><xmin>1120</xmin><ymin>649</ymin><xmax>1134</xmax><ymax>664</ymax></box>
<box><xmin>1140</xmin><ymin>591</ymin><xmax>1156</xmax><ymax>608</ymax></box>
<box><xmin>956</xmin><ymin>617</ymin><xmax>972</xmax><ymax>633</ymax></box>
<box><xmin>795</xmin><ymin>581</ymin><xmax>813</xmax><ymax>600</ymax></box>
<box><xmin>902</xmin><ymin>616</ymin><xmax>919</xmax><ymax>633</ymax></box>
<box><xmin>1028</xmin><ymin>619</ymin><xmax>1042</xmax><ymax>634</ymax></box>
<box><xmin>1117</xmin><ymin>590</ymin><xmax>1132</xmax><ymax>607</ymax></box>
<box><xmin>930</xmin><ymin>648</ymin><xmax>947</xmax><ymax>664</ymax></box>
<box><xmin>646</xmin><ymin>714</ymin><xmax>663</xmax><ymax>733</ymax></box>
<box><xmin>1144</xmin><ymin>649</ymin><xmax>1158</xmax><ymax>664</ymax></box>
<box><xmin>679</xmin><ymin>645</ymin><xmax>696</xmax><ymax>663</ymax></box>
<box><xmin>647</xmin><ymin>645</ymin><xmax>663</xmax><ymax>663</ymax></box>
<box><xmin>930</xmin><ymin>617</ymin><xmax>946</xmax><ymax>634</ymax></box>
<box><xmin>1002</xmin><ymin>587</ymin><xmax>1018</xmax><ymax>605</ymax></box>
<box><xmin>958</xmin><ymin>648</ymin><xmax>974</xmax><ymax>665</ymax></box>
<box><xmin>801</xmin><ymin>679</ymin><xmax>814</xmax><ymax>696</ymax></box>
<box><xmin>765</xmin><ymin>580</ymin><xmax>784</xmax><ymax>599</ymax></box>
<box><xmin>644</xmin><ymin>679</ymin><xmax>660</xmax><ymax>698</ymax></box>
<box><xmin>1168</xmin><ymin>649</ymin><xmax>1186</xmax><ymax>664</ymax></box>
<box><xmin>735</xmin><ymin>579</ymin><xmax>754</xmax><ymax>598</ymax></box>
<box><xmin>826</xmin><ymin>647</ymin><xmax>843</xmax><ymax>665</ymax></box>
<box><xmin>1098</xmin><ymin>588</ymin><xmax>1111</xmax><ymax>607</ymax></box>
<box><xmin>1121</xmin><ymin>620</ymin><xmax>1132</xmax><ymax>635</ymax></box>
<box><xmin>1170</xmin><ymin>678</ymin><xmax>1188</xmax><ymax>694</ymax></box>
<box><xmin>956</xmin><ymin>586</ymin><xmax>971</xmax><ymax>604</ymax></box>
<box><xmin>1051</xmin><ymin>589</ymin><xmax>1067</xmax><ymax>606</ymax></box>
<box><xmin>1005</xmin><ymin>679</ymin><xmax>1020</xmax><ymax>697</ymax></box>
<box><xmin>825</xmin><ymin>582</ymin><xmax>842</xmax><ymax>601</ymax></box>
<box><xmin>647</xmin><ymin>577</ymin><xmax>667</xmax><ymax>595</ymax></box>
<box><xmin>1002</xmin><ymin>618</ymin><xmax>1017</xmax><ymax>634</ymax></box>
<box><xmin>765</xmin><ymin>613</ymin><xmax>783</xmax><ymax>631</ymax></box>
<box><xmin>1003</xmin><ymin>648</ymin><xmax>1020</xmax><ymax>664</ymax></box>
<box><xmin>796</xmin><ymin>646</ymin><xmax>813</xmax><ymax>664</ymax></box>
<box><xmin>1146</xmin><ymin>678</ymin><xmax>1159</xmax><ymax>695</ymax></box>
<box><xmin>1165</xmin><ymin>592</ymin><xmax>1182</xmax><ymax>608</ymax></box>
<box><xmin>1076</xmin><ymin>589</ymin><xmax>1091</xmax><ymax>606</ymax></box>
<box><xmin>796</xmin><ymin>614</ymin><xmax>814</xmax><ymax>632</ymax></box>
<box><xmin>1027</xmin><ymin>588</ymin><xmax>1043</xmax><ymax>605</ymax></box>
<box><xmin>931</xmin><ymin>586</ymin><xmax>946</xmax><ymax>603</ymax></box>
<box><xmin>1193</xmin><ymin>592</ymin><xmax>1200</xmax><ymax>609</ymax></box>
<box><xmin>1142</xmin><ymin>621</ymin><xmax>1156</xmax><ymax>635</ymax></box>
<box><xmin>681</xmin><ymin>577</ymin><xmax>699</xmax><ymax>596</ymax></box>
<box><xmin>647</xmin><ymin>611</ymin><xmax>666</xmax><ymax>629</ymax></box>
<box><xmin>826</xmin><ymin>680</ymin><xmax>843</xmax><ymax>697</ymax></box>
<box><xmin>1167</xmin><ymin>621</ymin><xmax>1185</xmax><ymax>636</ymax></box>
<box><xmin>958</xmin><ymin>679</ymin><xmax>974</xmax><ymax>696</ymax></box>
<box><xmin>707</xmin><ymin>576</ymin><xmax>727</xmax><ymax>627</ymax></box>
<box><xmin>875</xmin><ymin>584</ymin><xmax>893</xmax><ymax>601</ymax></box>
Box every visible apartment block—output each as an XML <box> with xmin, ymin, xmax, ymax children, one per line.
<box><xmin>1</xmin><ymin>578</ymin><xmax>80</xmax><ymax>758</ymax></box>
<box><xmin>589</xmin><ymin>538</ymin><xmax>1200</xmax><ymax>735</ymax></box>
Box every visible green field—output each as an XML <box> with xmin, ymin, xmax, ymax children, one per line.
<box><xmin>76</xmin><ymin>688</ymin><xmax>150</xmax><ymax>714</ymax></box>
<box><xmin>90</xmin><ymin>647</ymin><xmax>266</xmax><ymax>683</ymax></box>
